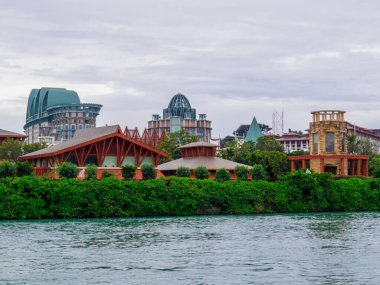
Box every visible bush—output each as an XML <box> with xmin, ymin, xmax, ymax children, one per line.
<box><xmin>58</xmin><ymin>162</ymin><xmax>78</xmax><ymax>179</ymax></box>
<box><xmin>16</xmin><ymin>161</ymin><xmax>33</xmax><ymax>177</ymax></box>
<box><xmin>215</xmin><ymin>168</ymin><xmax>230</xmax><ymax>182</ymax></box>
<box><xmin>85</xmin><ymin>164</ymin><xmax>97</xmax><ymax>180</ymax></box>
<box><xmin>176</xmin><ymin>166</ymin><xmax>191</xmax><ymax>177</ymax></box>
<box><xmin>141</xmin><ymin>163</ymin><xmax>157</xmax><ymax>180</ymax></box>
<box><xmin>121</xmin><ymin>164</ymin><xmax>137</xmax><ymax>180</ymax></box>
<box><xmin>102</xmin><ymin>170</ymin><xmax>114</xmax><ymax>178</ymax></box>
<box><xmin>372</xmin><ymin>167</ymin><xmax>380</xmax><ymax>178</ymax></box>
<box><xmin>251</xmin><ymin>164</ymin><xmax>268</xmax><ymax>181</ymax></box>
<box><xmin>235</xmin><ymin>165</ymin><xmax>249</xmax><ymax>181</ymax></box>
<box><xmin>0</xmin><ymin>161</ymin><xmax>16</xmax><ymax>178</ymax></box>
<box><xmin>194</xmin><ymin>166</ymin><xmax>209</xmax><ymax>179</ymax></box>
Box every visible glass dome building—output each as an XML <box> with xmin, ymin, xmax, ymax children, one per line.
<box><xmin>148</xmin><ymin>93</ymin><xmax>212</xmax><ymax>142</ymax></box>
<box><xmin>24</xmin><ymin>87</ymin><xmax>102</xmax><ymax>145</ymax></box>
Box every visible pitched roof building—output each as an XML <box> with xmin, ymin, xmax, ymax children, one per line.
<box><xmin>157</xmin><ymin>141</ymin><xmax>251</xmax><ymax>179</ymax></box>
<box><xmin>244</xmin><ymin>117</ymin><xmax>262</xmax><ymax>143</ymax></box>
<box><xmin>0</xmin><ymin>129</ymin><xmax>27</xmax><ymax>145</ymax></box>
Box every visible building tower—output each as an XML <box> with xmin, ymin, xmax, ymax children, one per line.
<box><xmin>147</xmin><ymin>93</ymin><xmax>212</xmax><ymax>142</ymax></box>
<box><xmin>289</xmin><ymin>110</ymin><xmax>369</xmax><ymax>176</ymax></box>
<box><xmin>24</xmin><ymin>87</ymin><xmax>102</xmax><ymax>145</ymax></box>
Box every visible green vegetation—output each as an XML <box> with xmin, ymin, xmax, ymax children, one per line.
<box><xmin>194</xmin><ymin>166</ymin><xmax>209</xmax><ymax>179</ymax></box>
<box><xmin>156</xmin><ymin>129</ymin><xmax>199</xmax><ymax>162</ymax></box>
<box><xmin>0</xmin><ymin>161</ymin><xmax>16</xmax><ymax>178</ymax></box>
<box><xmin>102</xmin><ymin>170</ymin><xmax>114</xmax><ymax>178</ymax></box>
<box><xmin>235</xmin><ymin>165</ymin><xmax>249</xmax><ymax>181</ymax></box>
<box><xmin>0</xmin><ymin>172</ymin><xmax>379</xmax><ymax>219</ymax></box>
<box><xmin>121</xmin><ymin>164</ymin><xmax>137</xmax><ymax>180</ymax></box>
<box><xmin>176</xmin><ymin>166</ymin><xmax>191</xmax><ymax>178</ymax></box>
<box><xmin>140</xmin><ymin>163</ymin><xmax>156</xmax><ymax>180</ymax></box>
<box><xmin>0</xmin><ymin>139</ymin><xmax>47</xmax><ymax>162</ymax></box>
<box><xmin>251</xmin><ymin>164</ymin><xmax>268</xmax><ymax>181</ymax></box>
<box><xmin>58</xmin><ymin>162</ymin><xmax>78</xmax><ymax>179</ymax></box>
<box><xmin>15</xmin><ymin>161</ymin><xmax>34</xmax><ymax>177</ymax></box>
<box><xmin>215</xmin><ymin>168</ymin><xmax>230</xmax><ymax>182</ymax></box>
<box><xmin>85</xmin><ymin>164</ymin><xmax>97</xmax><ymax>180</ymax></box>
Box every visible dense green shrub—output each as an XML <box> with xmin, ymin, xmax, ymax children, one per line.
<box><xmin>85</xmin><ymin>164</ymin><xmax>97</xmax><ymax>180</ymax></box>
<box><xmin>372</xmin><ymin>167</ymin><xmax>380</xmax><ymax>178</ymax></box>
<box><xmin>58</xmin><ymin>162</ymin><xmax>78</xmax><ymax>179</ymax></box>
<box><xmin>141</xmin><ymin>163</ymin><xmax>157</xmax><ymax>180</ymax></box>
<box><xmin>0</xmin><ymin>161</ymin><xmax>16</xmax><ymax>178</ymax></box>
<box><xmin>176</xmin><ymin>166</ymin><xmax>191</xmax><ymax>177</ymax></box>
<box><xmin>102</xmin><ymin>171</ymin><xmax>114</xmax><ymax>178</ymax></box>
<box><xmin>121</xmin><ymin>164</ymin><xmax>137</xmax><ymax>180</ymax></box>
<box><xmin>194</xmin><ymin>166</ymin><xmax>209</xmax><ymax>179</ymax></box>
<box><xmin>16</xmin><ymin>161</ymin><xmax>33</xmax><ymax>177</ymax></box>
<box><xmin>215</xmin><ymin>168</ymin><xmax>230</xmax><ymax>182</ymax></box>
<box><xmin>251</xmin><ymin>164</ymin><xmax>268</xmax><ymax>181</ymax></box>
<box><xmin>235</xmin><ymin>165</ymin><xmax>249</xmax><ymax>181</ymax></box>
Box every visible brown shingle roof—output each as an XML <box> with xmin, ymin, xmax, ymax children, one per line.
<box><xmin>0</xmin><ymin>129</ymin><xmax>27</xmax><ymax>138</ymax></box>
<box><xmin>21</xmin><ymin>125</ymin><xmax>121</xmax><ymax>158</ymax></box>
<box><xmin>157</xmin><ymin>157</ymin><xmax>251</xmax><ymax>171</ymax></box>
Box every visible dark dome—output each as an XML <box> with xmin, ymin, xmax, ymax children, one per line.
<box><xmin>168</xmin><ymin>93</ymin><xmax>192</xmax><ymax>109</ymax></box>
<box><xmin>163</xmin><ymin>93</ymin><xmax>196</xmax><ymax>119</ymax></box>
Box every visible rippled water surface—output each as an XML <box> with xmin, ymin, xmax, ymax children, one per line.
<box><xmin>0</xmin><ymin>213</ymin><xmax>379</xmax><ymax>284</ymax></box>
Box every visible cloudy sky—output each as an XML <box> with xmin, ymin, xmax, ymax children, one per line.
<box><xmin>1</xmin><ymin>0</ymin><xmax>380</xmax><ymax>137</ymax></box>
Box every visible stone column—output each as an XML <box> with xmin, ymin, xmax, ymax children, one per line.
<box><xmin>356</xmin><ymin>159</ymin><xmax>361</xmax><ymax>176</ymax></box>
<box><xmin>291</xmin><ymin>160</ymin><xmax>295</xmax><ymax>172</ymax></box>
<box><xmin>320</xmin><ymin>158</ymin><xmax>324</xmax><ymax>173</ymax></box>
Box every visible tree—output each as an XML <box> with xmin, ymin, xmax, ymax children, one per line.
<box><xmin>121</xmin><ymin>164</ymin><xmax>137</xmax><ymax>180</ymax></box>
<box><xmin>0</xmin><ymin>161</ymin><xmax>16</xmax><ymax>178</ymax></box>
<box><xmin>0</xmin><ymin>139</ymin><xmax>23</xmax><ymax>162</ymax></box>
<box><xmin>251</xmin><ymin>164</ymin><xmax>268</xmax><ymax>181</ymax></box>
<box><xmin>0</xmin><ymin>140</ymin><xmax>47</xmax><ymax>162</ymax></box>
<box><xmin>215</xmin><ymin>168</ymin><xmax>230</xmax><ymax>182</ymax></box>
<box><xmin>141</xmin><ymin>163</ymin><xmax>157</xmax><ymax>180</ymax></box>
<box><xmin>347</xmin><ymin>135</ymin><xmax>375</xmax><ymax>155</ymax></box>
<box><xmin>194</xmin><ymin>166</ymin><xmax>209</xmax><ymax>179</ymax></box>
<box><xmin>58</xmin><ymin>162</ymin><xmax>78</xmax><ymax>179</ymax></box>
<box><xmin>157</xmin><ymin>129</ymin><xmax>199</xmax><ymax>162</ymax></box>
<box><xmin>85</xmin><ymin>164</ymin><xmax>97</xmax><ymax>180</ymax></box>
<box><xmin>235</xmin><ymin>165</ymin><xmax>249</xmax><ymax>181</ymax></box>
<box><xmin>250</xmin><ymin>150</ymin><xmax>289</xmax><ymax>181</ymax></box>
<box><xmin>176</xmin><ymin>166</ymin><xmax>191</xmax><ymax>177</ymax></box>
<box><xmin>255</xmin><ymin>136</ymin><xmax>284</xmax><ymax>152</ymax></box>
<box><xmin>16</xmin><ymin>161</ymin><xmax>33</xmax><ymax>177</ymax></box>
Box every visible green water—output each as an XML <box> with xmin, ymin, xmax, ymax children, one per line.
<box><xmin>0</xmin><ymin>213</ymin><xmax>379</xmax><ymax>284</ymax></box>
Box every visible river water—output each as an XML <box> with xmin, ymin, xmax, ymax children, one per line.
<box><xmin>0</xmin><ymin>213</ymin><xmax>379</xmax><ymax>285</ymax></box>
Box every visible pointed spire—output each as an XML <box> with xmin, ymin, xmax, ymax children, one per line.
<box><xmin>244</xmin><ymin>116</ymin><xmax>262</xmax><ymax>143</ymax></box>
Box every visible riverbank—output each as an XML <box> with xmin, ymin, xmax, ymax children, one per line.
<box><xmin>0</xmin><ymin>172</ymin><xmax>379</xmax><ymax>219</ymax></box>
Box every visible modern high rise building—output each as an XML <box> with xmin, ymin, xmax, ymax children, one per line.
<box><xmin>147</xmin><ymin>93</ymin><xmax>212</xmax><ymax>142</ymax></box>
<box><xmin>24</xmin><ymin>87</ymin><xmax>102</xmax><ymax>145</ymax></box>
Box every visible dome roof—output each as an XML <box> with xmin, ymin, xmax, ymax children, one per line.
<box><xmin>168</xmin><ymin>93</ymin><xmax>192</xmax><ymax>109</ymax></box>
<box><xmin>163</xmin><ymin>93</ymin><xmax>196</xmax><ymax>119</ymax></box>
<box><xmin>26</xmin><ymin>87</ymin><xmax>80</xmax><ymax>119</ymax></box>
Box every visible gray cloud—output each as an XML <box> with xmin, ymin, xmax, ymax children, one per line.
<box><xmin>1</xmin><ymin>0</ymin><xmax>380</xmax><ymax>136</ymax></box>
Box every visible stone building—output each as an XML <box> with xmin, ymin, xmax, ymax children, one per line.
<box><xmin>147</xmin><ymin>93</ymin><xmax>212</xmax><ymax>142</ymax></box>
<box><xmin>289</xmin><ymin>110</ymin><xmax>369</xmax><ymax>176</ymax></box>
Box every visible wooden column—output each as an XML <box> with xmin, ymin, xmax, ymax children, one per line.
<box><xmin>291</xmin><ymin>160</ymin><xmax>295</xmax><ymax>172</ymax></box>
<box><xmin>349</xmin><ymin>159</ymin><xmax>354</xmax><ymax>176</ymax></box>
<box><xmin>363</xmin><ymin>159</ymin><xmax>369</xmax><ymax>177</ymax></box>
<box><xmin>340</xmin><ymin>158</ymin><xmax>345</xmax><ymax>176</ymax></box>
<box><xmin>356</xmin><ymin>159</ymin><xmax>361</xmax><ymax>176</ymax></box>
<box><xmin>320</xmin><ymin>158</ymin><xmax>324</xmax><ymax>173</ymax></box>
<box><xmin>301</xmin><ymin>160</ymin><xmax>306</xmax><ymax>169</ymax></box>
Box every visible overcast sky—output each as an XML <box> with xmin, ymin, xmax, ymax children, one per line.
<box><xmin>1</xmin><ymin>0</ymin><xmax>380</xmax><ymax>137</ymax></box>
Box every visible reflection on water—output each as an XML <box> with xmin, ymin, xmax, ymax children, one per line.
<box><xmin>0</xmin><ymin>213</ymin><xmax>379</xmax><ymax>285</ymax></box>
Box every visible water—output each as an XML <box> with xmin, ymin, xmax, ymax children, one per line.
<box><xmin>0</xmin><ymin>213</ymin><xmax>379</xmax><ymax>285</ymax></box>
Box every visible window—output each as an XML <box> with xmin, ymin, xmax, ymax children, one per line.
<box><xmin>313</xmin><ymin>133</ymin><xmax>318</xmax><ymax>153</ymax></box>
<box><xmin>325</xmin><ymin>132</ymin><xmax>335</xmax><ymax>153</ymax></box>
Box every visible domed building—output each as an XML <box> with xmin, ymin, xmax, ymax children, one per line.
<box><xmin>24</xmin><ymin>87</ymin><xmax>102</xmax><ymax>145</ymax></box>
<box><xmin>148</xmin><ymin>93</ymin><xmax>212</xmax><ymax>142</ymax></box>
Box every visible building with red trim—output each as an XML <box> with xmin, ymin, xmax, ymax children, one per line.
<box><xmin>20</xmin><ymin>125</ymin><xmax>167</xmax><ymax>179</ymax></box>
<box><xmin>0</xmin><ymin>129</ymin><xmax>27</xmax><ymax>145</ymax></box>
<box><xmin>157</xmin><ymin>142</ymin><xmax>252</xmax><ymax>179</ymax></box>
<box><xmin>288</xmin><ymin>110</ymin><xmax>369</xmax><ymax>176</ymax></box>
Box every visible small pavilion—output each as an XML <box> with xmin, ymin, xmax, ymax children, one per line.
<box><xmin>288</xmin><ymin>110</ymin><xmax>369</xmax><ymax>176</ymax></box>
<box><xmin>157</xmin><ymin>142</ymin><xmax>252</xmax><ymax>179</ymax></box>
<box><xmin>0</xmin><ymin>129</ymin><xmax>27</xmax><ymax>145</ymax></box>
